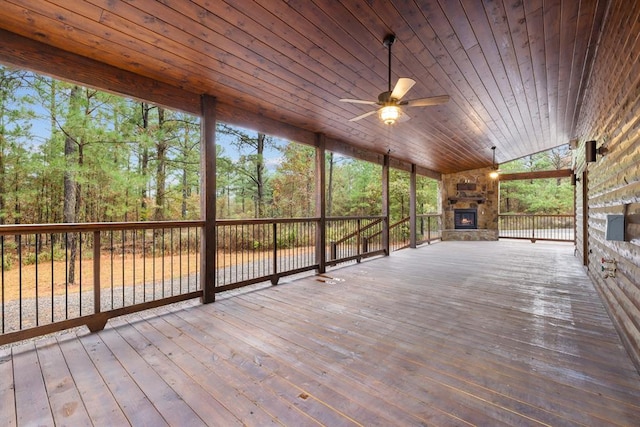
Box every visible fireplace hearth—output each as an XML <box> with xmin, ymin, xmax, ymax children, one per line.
<box><xmin>454</xmin><ymin>208</ymin><xmax>477</xmax><ymax>229</ymax></box>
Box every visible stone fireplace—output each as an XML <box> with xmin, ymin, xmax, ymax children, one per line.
<box><xmin>440</xmin><ymin>167</ymin><xmax>499</xmax><ymax>241</ymax></box>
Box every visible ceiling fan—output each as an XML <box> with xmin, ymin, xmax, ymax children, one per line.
<box><xmin>340</xmin><ymin>34</ymin><xmax>450</xmax><ymax>125</ymax></box>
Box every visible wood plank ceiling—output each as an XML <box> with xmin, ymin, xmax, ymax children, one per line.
<box><xmin>0</xmin><ymin>0</ymin><xmax>608</xmax><ymax>173</ymax></box>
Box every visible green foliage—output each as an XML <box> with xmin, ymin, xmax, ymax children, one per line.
<box><xmin>22</xmin><ymin>247</ymin><xmax>66</xmax><ymax>265</ymax></box>
<box><xmin>499</xmin><ymin>147</ymin><xmax>574</xmax><ymax>214</ymax></box>
<box><xmin>2</xmin><ymin>254</ymin><xmax>13</xmax><ymax>270</ymax></box>
<box><xmin>1</xmin><ymin>66</ymin><xmax>442</xmax><ymax>231</ymax></box>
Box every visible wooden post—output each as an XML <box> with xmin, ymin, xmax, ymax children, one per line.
<box><xmin>200</xmin><ymin>94</ymin><xmax>217</xmax><ymax>304</ymax></box>
<box><xmin>315</xmin><ymin>133</ymin><xmax>327</xmax><ymax>273</ymax></box>
<box><xmin>410</xmin><ymin>163</ymin><xmax>417</xmax><ymax>248</ymax></box>
<box><xmin>382</xmin><ymin>154</ymin><xmax>390</xmax><ymax>256</ymax></box>
<box><xmin>271</xmin><ymin>222</ymin><xmax>279</xmax><ymax>285</ymax></box>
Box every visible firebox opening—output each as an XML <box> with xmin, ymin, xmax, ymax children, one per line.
<box><xmin>454</xmin><ymin>208</ymin><xmax>478</xmax><ymax>230</ymax></box>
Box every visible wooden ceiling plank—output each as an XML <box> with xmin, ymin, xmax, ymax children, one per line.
<box><xmin>501</xmin><ymin>0</ymin><xmax>547</xmax><ymax>156</ymax></box>
<box><xmin>463</xmin><ymin>1</ymin><xmax>533</xmax><ymax>149</ymax></box>
<box><xmin>565</xmin><ymin>0</ymin><xmax>601</xmax><ymax>142</ymax></box>
<box><xmin>436</xmin><ymin>0</ymin><xmax>510</xmax><ymax>144</ymax></box>
<box><xmin>523</xmin><ymin>4</ymin><xmax>552</xmax><ymax>153</ymax></box>
<box><xmin>484</xmin><ymin>1</ymin><xmax>538</xmax><ymax>155</ymax></box>
<box><xmin>460</xmin><ymin>0</ymin><xmax>531</xmax><ymax>158</ymax></box>
<box><xmin>0</xmin><ymin>3</ymin><xmax>370</xmax><ymax>146</ymax></box>
<box><xmin>167</xmin><ymin>0</ymin><xmax>385</xmax><ymax>117</ymax></box>
<box><xmin>256</xmin><ymin>0</ymin><xmax>390</xmax><ymax>98</ymax></box>
<box><xmin>0</xmin><ymin>3</ymin><xmax>192</xmax><ymax>91</ymax></box>
<box><xmin>542</xmin><ymin>0</ymin><xmax>561</xmax><ymax>148</ymax></box>
<box><xmin>0</xmin><ymin>0</ymin><xmax>608</xmax><ymax>174</ymax></box>
<box><xmin>555</xmin><ymin>0</ymin><xmax>580</xmax><ymax>147</ymax></box>
<box><xmin>89</xmin><ymin>0</ymin><xmax>377</xmax><ymax>132</ymax></box>
<box><xmin>390</xmin><ymin>1</ymin><xmax>506</xmax><ymax>163</ymax></box>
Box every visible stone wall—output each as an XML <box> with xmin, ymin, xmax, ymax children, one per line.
<box><xmin>441</xmin><ymin>167</ymin><xmax>499</xmax><ymax>241</ymax></box>
<box><xmin>573</xmin><ymin>0</ymin><xmax>640</xmax><ymax>372</ymax></box>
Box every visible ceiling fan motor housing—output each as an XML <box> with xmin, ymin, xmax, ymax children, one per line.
<box><xmin>378</xmin><ymin>91</ymin><xmax>393</xmax><ymax>103</ymax></box>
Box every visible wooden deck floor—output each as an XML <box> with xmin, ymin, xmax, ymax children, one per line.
<box><xmin>2</xmin><ymin>240</ymin><xmax>639</xmax><ymax>426</ymax></box>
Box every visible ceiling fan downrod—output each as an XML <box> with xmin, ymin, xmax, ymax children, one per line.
<box><xmin>383</xmin><ymin>34</ymin><xmax>396</xmax><ymax>95</ymax></box>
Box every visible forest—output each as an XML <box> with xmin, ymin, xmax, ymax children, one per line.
<box><xmin>1</xmin><ymin>65</ymin><xmax>572</xmax><ymax>227</ymax></box>
<box><xmin>0</xmin><ymin>66</ymin><xmax>439</xmax><ymax>225</ymax></box>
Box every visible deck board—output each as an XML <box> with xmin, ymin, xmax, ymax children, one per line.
<box><xmin>3</xmin><ymin>240</ymin><xmax>640</xmax><ymax>426</ymax></box>
<box><xmin>35</xmin><ymin>336</ymin><xmax>93</xmax><ymax>426</ymax></box>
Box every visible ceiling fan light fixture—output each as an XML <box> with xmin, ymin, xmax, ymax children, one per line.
<box><xmin>379</xmin><ymin>105</ymin><xmax>400</xmax><ymax>125</ymax></box>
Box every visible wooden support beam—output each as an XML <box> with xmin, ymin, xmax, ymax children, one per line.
<box><xmin>410</xmin><ymin>164</ymin><xmax>417</xmax><ymax>249</ymax></box>
<box><xmin>200</xmin><ymin>94</ymin><xmax>217</xmax><ymax>303</ymax></box>
<box><xmin>315</xmin><ymin>133</ymin><xmax>327</xmax><ymax>274</ymax></box>
<box><xmin>498</xmin><ymin>169</ymin><xmax>573</xmax><ymax>181</ymax></box>
<box><xmin>382</xmin><ymin>154</ymin><xmax>390</xmax><ymax>256</ymax></box>
<box><xmin>0</xmin><ymin>29</ymin><xmax>201</xmax><ymax>116</ymax></box>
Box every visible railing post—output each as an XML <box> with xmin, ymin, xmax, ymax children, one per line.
<box><xmin>330</xmin><ymin>241</ymin><xmax>337</xmax><ymax>260</ymax></box>
<box><xmin>356</xmin><ymin>219</ymin><xmax>362</xmax><ymax>262</ymax></box>
<box><xmin>315</xmin><ymin>133</ymin><xmax>327</xmax><ymax>274</ymax></box>
<box><xmin>382</xmin><ymin>154</ymin><xmax>390</xmax><ymax>255</ymax></box>
<box><xmin>271</xmin><ymin>222</ymin><xmax>279</xmax><ymax>285</ymax></box>
<box><xmin>427</xmin><ymin>216</ymin><xmax>431</xmax><ymax>244</ymax></box>
<box><xmin>361</xmin><ymin>236</ymin><xmax>368</xmax><ymax>254</ymax></box>
<box><xmin>201</xmin><ymin>94</ymin><xmax>217</xmax><ymax>303</ymax></box>
<box><xmin>531</xmin><ymin>215</ymin><xmax>536</xmax><ymax>243</ymax></box>
<box><xmin>93</xmin><ymin>231</ymin><xmax>101</xmax><ymax>315</ymax></box>
<box><xmin>86</xmin><ymin>229</ymin><xmax>108</xmax><ymax>333</ymax></box>
<box><xmin>409</xmin><ymin>164</ymin><xmax>417</xmax><ymax>248</ymax></box>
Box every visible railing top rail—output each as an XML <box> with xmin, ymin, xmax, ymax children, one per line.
<box><xmin>498</xmin><ymin>214</ymin><xmax>574</xmax><ymax>217</ymax></box>
<box><xmin>0</xmin><ymin>220</ymin><xmax>206</xmax><ymax>235</ymax></box>
<box><xmin>416</xmin><ymin>213</ymin><xmax>440</xmax><ymax>218</ymax></box>
<box><xmin>326</xmin><ymin>215</ymin><xmax>385</xmax><ymax>221</ymax></box>
<box><xmin>217</xmin><ymin>217</ymin><xmax>321</xmax><ymax>226</ymax></box>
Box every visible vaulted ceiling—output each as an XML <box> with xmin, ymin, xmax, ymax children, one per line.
<box><xmin>0</xmin><ymin>0</ymin><xmax>608</xmax><ymax>173</ymax></box>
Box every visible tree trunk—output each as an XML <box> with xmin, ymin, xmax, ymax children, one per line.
<box><xmin>140</xmin><ymin>102</ymin><xmax>150</xmax><ymax>219</ymax></box>
<box><xmin>327</xmin><ymin>152</ymin><xmax>334</xmax><ymax>217</ymax></box>
<box><xmin>255</xmin><ymin>133</ymin><xmax>265</xmax><ymax>218</ymax></box>
<box><xmin>63</xmin><ymin>85</ymin><xmax>80</xmax><ymax>283</ymax></box>
<box><xmin>154</xmin><ymin>107</ymin><xmax>167</xmax><ymax>221</ymax></box>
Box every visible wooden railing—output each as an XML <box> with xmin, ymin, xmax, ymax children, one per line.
<box><xmin>0</xmin><ymin>221</ymin><xmax>203</xmax><ymax>345</ymax></box>
<box><xmin>325</xmin><ymin>216</ymin><xmax>385</xmax><ymax>265</ymax></box>
<box><xmin>215</xmin><ymin>218</ymin><xmax>319</xmax><ymax>292</ymax></box>
<box><xmin>0</xmin><ymin>214</ymin><xmax>444</xmax><ymax>345</ymax></box>
<box><xmin>380</xmin><ymin>213</ymin><xmax>442</xmax><ymax>252</ymax></box>
<box><xmin>498</xmin><ymin>214</ymin><xmax>575</xmax><ymax>242</ymax></box>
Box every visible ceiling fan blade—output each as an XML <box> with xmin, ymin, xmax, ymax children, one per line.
<box><xmin>397</xmin><ymin>109</ymin><xmax>411</xmax><ymax>122</ymax></box>
<box><xmin>403</xmin><ymin>95</ymin><xmax>450</xmax><ymax>107</ymax></box>
<box><xmin>348</xmin><ymin>110</ymin><xmax>378</xmax><ymax>122</ymax></box>
<box><xmin>339</xmin><ymin>98</ymin><xmax>378</xmax><ymax>105</ymax></box>
<box><xmin>390</xmin><ymin>78</ymin><xmax>416</xmax><ymax>100</ymax></box>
